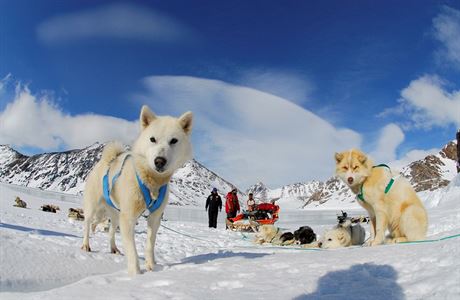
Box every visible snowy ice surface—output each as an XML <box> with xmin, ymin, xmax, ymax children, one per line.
<box><xmin>1</xmin><ymin>176</ymin><xmax>459</xmax><ymax>299</ymax></box>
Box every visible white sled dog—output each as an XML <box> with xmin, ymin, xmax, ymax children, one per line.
<box><xmin>319</xmin><ymin>219</ymin><xmax>366</xmax><ymax>249</ymax></box>
<box><xmin>335</xmin><ymin>149</ymin><xmax>427</xmax><ymax>246</ymax></box>
<box><xmin>81</xmin><ymin>105</ymin><xmax>193</xmax><ymax>275</ymax></box>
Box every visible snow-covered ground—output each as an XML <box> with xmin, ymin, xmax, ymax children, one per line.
<box><xmin>1</xmin><ymin>177</ymin><xmax>459</xmax><ymax>299</ymax></box>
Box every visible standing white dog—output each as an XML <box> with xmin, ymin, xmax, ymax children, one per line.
<box><xmin>81</xmin><ymin>105</ymin><xmax>193</xmax><ymax>275</ymax></box>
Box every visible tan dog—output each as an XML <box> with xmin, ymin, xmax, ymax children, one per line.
<box><xmin>335</xmin><ymin>149</ymin><xmax>427</xmax><ymax>246</ymax></box>
<box><xmin>81</xmin><ymin>105</ymin><xmax>193</xmax><ymax>275</ymax></box>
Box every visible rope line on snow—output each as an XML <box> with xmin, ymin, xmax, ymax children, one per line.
<box><xmin>399</xmin><ymin>233</ymin><xmax>460</xmax><ymax>245</ymax></box>
<box><xmin>160</xmin><ymin>224</ymin><xmax>220</xmax><ymax>246</ymax></box>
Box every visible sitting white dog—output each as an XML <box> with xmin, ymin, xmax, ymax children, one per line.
<box><xmin>319</xmin><ymin>219</ymin><xmax>366</xmax><ymax>249</ymax></box>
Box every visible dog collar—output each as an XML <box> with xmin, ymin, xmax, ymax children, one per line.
<box><xmin>357</xmin><ymin>164</ymin><xmax>395</xmax><ymax>203</ymax></box>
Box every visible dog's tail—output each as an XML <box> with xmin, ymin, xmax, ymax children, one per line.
<box><xmin>100</xmin><ymin>142</ymin><xmax>125</xmax><ymax>165</ymax></box>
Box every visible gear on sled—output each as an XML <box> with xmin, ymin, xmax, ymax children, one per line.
<box><xmin>226</xmin><ymin>202</ymin><xmax>280</xmax><ymax>232</ymax></box>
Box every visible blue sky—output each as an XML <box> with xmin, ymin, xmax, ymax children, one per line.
<box><xmin>1</xmin><ymin>1</ymin><xmax>459</xmax><ymax>189</ymax></box>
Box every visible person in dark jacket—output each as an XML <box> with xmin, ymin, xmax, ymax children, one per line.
<box><xmin>206</xmin><ymin>188</ymin><xmax>222</xmax><ymax>228</ymax></box>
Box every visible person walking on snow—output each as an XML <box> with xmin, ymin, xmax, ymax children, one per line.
<box><xmin>205</xmin><ymin>188</ymin><xmax>222</xmax><ymax>228</ymax></box>
<box><xmin>225</xmin><ymin>188</ymin><xmax>240</xmax><ymax>221</ymax></box>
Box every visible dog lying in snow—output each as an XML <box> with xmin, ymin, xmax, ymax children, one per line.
<box><xmin>254</xmin><ymin>225</ymin><xmax>317</xmax><ymax>246</ymax></box>
<box><xmin>13</xmin><ymin>197</ymin><xmax>27</xmax><ymax>208</ymax></box>
<box><xmin>293</xmin><ymin>226</ymin><xmax>317</xmax><ymax>245</ymax></box>
<box><xmin>41</xmin><ymin>204</ymin><xmax>60</xmax><ymax>213</ymax></box>
<box><xmin>318</xmin><ymin>218</ymin><xmax>366</xmax><ymax>249</ymax></box>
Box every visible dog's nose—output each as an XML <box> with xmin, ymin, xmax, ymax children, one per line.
<box><xmin>154</xmin><ymin>157</ymin><xmax>167</xmax><ymax>169</ymax></box>
<box><xmin>318</xmin><ymin>242</ymin><xmax>322</xmax><ymax>248</ymax></box>
<box><xmin>347</xmin><ymin>177</ymin><xmax>354</xmax><ymax>184</ymax></box>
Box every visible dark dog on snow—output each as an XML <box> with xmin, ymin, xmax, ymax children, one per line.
<box><xmin>280</xmin><ymin>232</ymin><xmax>295</xmax><ymax>244</ymax></box>
<box><xmin>278</xmin><ymin>226</ymin><xmax>317</xmax><ymax>245</ymax></box>
<box><xmin>294</xmin><ymin>226</ymin><xmax>317</xmax><ymax>245</ymax></box>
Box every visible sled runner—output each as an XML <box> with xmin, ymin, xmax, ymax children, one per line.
<box><xmin>226</xmin><ymin>203</ymin><xmax>280</xmax><ymax>232</ymax></box>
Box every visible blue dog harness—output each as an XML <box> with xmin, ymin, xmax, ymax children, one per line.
<box><xmin>357</xmin><ymin>164</ymin><xmax>397</xmax><ymax>203</ymax></box>
<box><xmin>102</xmin><ymin>153</ymin><xmax>168</xmax><ymax>215</ymax></box>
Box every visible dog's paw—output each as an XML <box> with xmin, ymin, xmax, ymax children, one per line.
<box><xmin>145</xmin><ymin>261</ymin><xmax>155</xmax><ymax>272</ymax></box>
<box><xmin>369</xmin><ymin>239</ymin><xmax>383</xmax><ymax>247</ymax></box>
<box><xmin>81</xmin><ymin>244</ymin><xmax>91</xmax><ymax>252</ymax></box>
<box><xmin>111</xmin><ymin>247</ymin><xmax>121</xmax><ymax>254</ymax></box>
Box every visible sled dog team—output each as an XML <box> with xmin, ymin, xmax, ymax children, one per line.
<box><xmin>81</xmin><ymin>105</ymin><xmax>428</xmax><ymax>275</ymax></box>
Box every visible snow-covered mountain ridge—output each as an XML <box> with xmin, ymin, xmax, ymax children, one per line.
<box><xmin>247</xmin><ymin>141</ymin><xmax>458</xmax><ymax>209</ymax></box>
<box><xmin>0</xmin><ymin>143</ymin><xmax>240</xmax><ymax>206</ymax></box>
<box><xmin>0</xmin><ymin>141</ymin><xmax>457</xmax><ymax>208</ymax></box>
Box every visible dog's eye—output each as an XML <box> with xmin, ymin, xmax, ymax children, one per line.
<box><xmin>343</xmin><ymin>166</ymin><xmax>349</xmax><ymax>170</ymax></box>
<box><xmin>353</xmin><ymin>166</ymin><xmax>359</xmax><ymax>170</ymax></box>
<box><xmin>328</xmin><ymin>238</ymin><xmax>332</xmax><ymax>241</ymax></box>
<box><xmin>169</xmin><ymin>138</ymin><xmax>178</xmax><ymax>145</ymax></box>
<box><xmin>150</xmin><ymin>137</ymin><xmax>156</xmax><ymax>143</ymax></box>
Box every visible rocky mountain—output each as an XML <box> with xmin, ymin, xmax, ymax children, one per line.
<box><xmin>0</xmin><ymin>144</ymin><xmax>241</xmax><ymax>206</ymax></box>
<box><xmin>247</xmin><ymin>177</ymin><xmax>356</xmax><ymax>210</ymax></box>
<box><xmin>401</xmin><ymin>141</ymin><xmax>458</xmax><ymax>192</ymax></box>
<box><xmin>246</xmin><ymin>141</ymin><xmax>458</xmax><ymax>209</ymax></box>
<box><xmin>1</xmin><ymin>140</ymin><xmax>457</xmax><ymax>209</ymax></box>
<box><xmin>0</xmin><ymin>143</ymin><xmax>103</xmax><ymax>194</ymax></box>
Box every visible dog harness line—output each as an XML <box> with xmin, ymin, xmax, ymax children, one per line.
<box><xmin>357</xmin><ymin>164</ymin><xmax>396</xmax><ymax>203</ymax></box>
<box><xmin>102</xmin><ymin>153</ymin><xmax>168</xmax><ymax>215</ymax></box>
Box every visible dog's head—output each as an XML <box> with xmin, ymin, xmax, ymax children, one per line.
<box><xmin>318</xmin><ymin>227</ymin><xmax>351</xmax><ymax>249</ymax></box>
<box><xmin>294</xmin><ymin>226</ymin><xmax>317</xmax><ymax>244</ymax></box>
<box><xmin>133</xmin><ymin>105</ymin><xmax>193</xmax><ymax>176</ymax></box>
<box><xmin>334</xmin><ymin>149</ymin><xmax>372</xmax><ymax>189</ymax></box>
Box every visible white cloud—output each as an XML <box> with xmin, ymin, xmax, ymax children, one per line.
<box><xmin>237</xmin><ymin>69</ymin><xmax>314</xmax><ymax>105</ymax></box>
<box><xmin>140</xmin><ymin>75</ymin><xmax>362</xmax><ymax>188</ymax></box>
<box><xmin>0</xmin><ymin>86</ymin><xmax>138</xmax><ymax>150</ymax></box>
<box><xmin>369</xmin><ymin>123</ymin><xmax>405</xmax><ymax>163</ymax></box>
<box><xmin>37</xmin><ymin>3</ymin><xmax>195</xmax><ymax>44</ymax></box>
<box><xmin>433</xmin><ymin>6</ymin><xmax>460</xmax><ymax>69</ymax></box>
<box><xmin>399</xmin><ymin>75</ymin><xmax>460</xmax><ymax>129</ymax></box>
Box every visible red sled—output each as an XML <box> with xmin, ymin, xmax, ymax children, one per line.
<box><xmin>226</xmin><ymin>203</ymin><xmax>280</xmax><ymax>231</ymax></box>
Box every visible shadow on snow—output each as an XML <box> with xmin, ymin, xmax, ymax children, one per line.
<box><xmin>169</xmin><ymin>250</ymin><xmax>270</xmax><ymax>266</ymax></box>
<box><xmin>294</xmin><ymin>263</ymin><xmax>404</xmax><ymax>300</ymax></box>
<box><xmin>0</xmin><ymin>222</ymin><xmax>80</xmax><ymax>238</ymax></box>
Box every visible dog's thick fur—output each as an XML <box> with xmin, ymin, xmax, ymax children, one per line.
<box><xmin>319</xmin><ymin>219</ymin><xmax>366</xmax><ymax>249</ymax></box>
<box><xmin>81</xmin><ymin>105</ymin><xmax>193</xmax><ymax>275</ymax></box>
<box><xmin>335</xmin><ymin>149</ymin><xmax>428</xmax><ymax>246</ymax></box>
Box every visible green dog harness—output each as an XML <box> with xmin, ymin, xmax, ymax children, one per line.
<box><xmin>357</xmin><ymin>164</ymin><xmax>396</xmax><ymax>203</ymax></box>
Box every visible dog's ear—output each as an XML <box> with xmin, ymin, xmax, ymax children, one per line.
<box><xmin>178</xmin><ymin>111</ymin><xmax>193</xmax><ymax>135</ymax></box>
<box><xmin>140</xmin><ymin>105</ymin><xmax>157</xmax><ymax>130</ymax></box>
<box><xmin>358</xmin><ymin>153</ymin><xmax>367</xmax><ymax>164</ymax></box>
<box><xmin>335</xmin><ymin>152</ymin><xmax>344</xmax><ymax>163</ymax></box>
